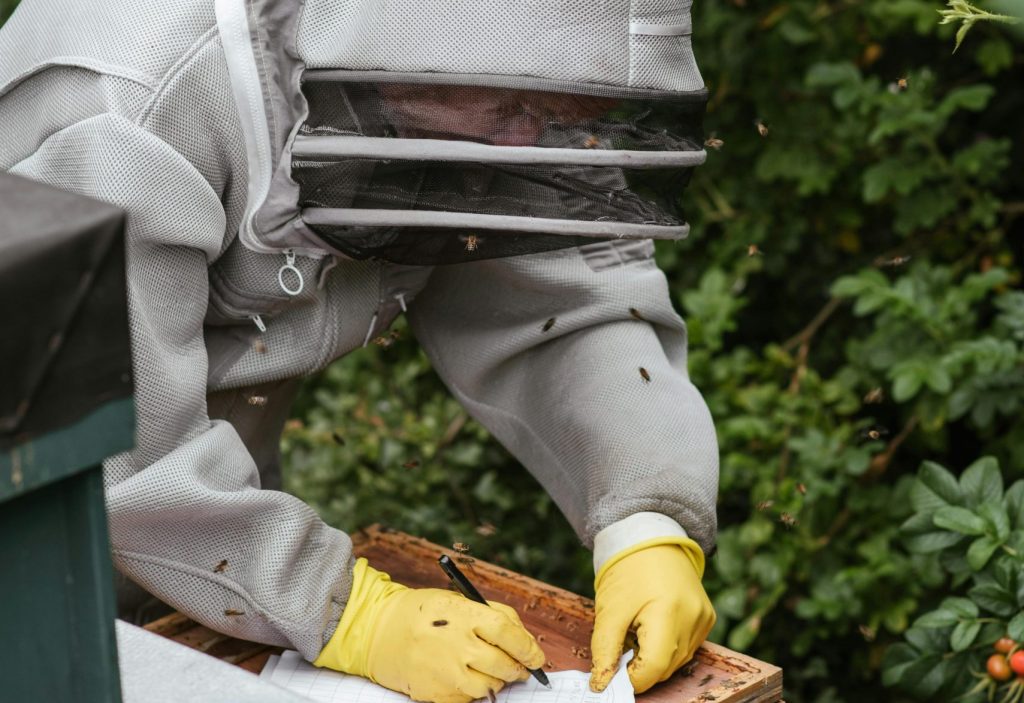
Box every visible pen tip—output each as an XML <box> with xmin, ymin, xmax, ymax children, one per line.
<box><xmin>544</xmin><ymin>683</ymin><xmax>552</xmax><ymax>689</ymax></box>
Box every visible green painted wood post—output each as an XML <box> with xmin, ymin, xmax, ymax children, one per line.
<box><xmin>1</xmin><ymin>174</ymin><xmax>135</xmax><ymax>702</ymax></box>
<box><xmin>0</xmin><ymin>400</ymin><xmax>134</xmax><ymax>702</ymax></box>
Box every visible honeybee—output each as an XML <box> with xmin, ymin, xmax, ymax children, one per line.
<box><xmin>373</xmin><ymin>330</ymin><xmax>402</xmax><ymax>349</ymax></box>
<box><xmin>214</xmin><ymin>560</ymin><xmax>228</xmax><ymax>573</ymax></box>
<box><xmin>877</xmin><ymin>255</ymin><xmax>912</xmax><ymax>268</ymax></box>
<box><xmin>704</xmin><ymin>137</ymin><xmax>724</xmax><ymax>150</ymax></box>
<box><xmin>247</xmin><ymin>395</ymin><xmax>268</xmax><ymax>407</ymax></box>
<box><xmin>897</xmin><ymin>77</ymin><xmax>908</xmax><ymax>90</ymax></box>
<box><xmin>463</xmin><ymin>234</ymin><xmax>480</xmax><ymax>252</ymax></box>
<box><xmin>756</xmin><ymin>500</ymin><xmax>774</xmax><ymax>511</ymax></box>
<box><xmin>748</xmin><ymin>244</ymin><xmax>763</xmax><ymax>257</ymax></box>
<box><xmin>779</xmin><ymin>513</ymin><xmax>799</xmax><ymax>528</ymax></box>
<box><xmin>475</xmin><ymin>522</ymin><xmax>498</xmax><ymax>537</ymax></box>
<box><xmin>629</xmin><ymin>307</ymin><xmax>648</xmax><ymax>322</ymax></box>
<box><xmin>254</xmin><ymin>339</ymin><xmax>268</xmax><ymax>355</ymax></box>
<box><xmin>583</xmin><ymin>135</ymin><xmax>601</xmax><ymax>149</ymax></box>
<box><xmin>756</xmin><ymin>121</ymin><xmax>769</xmax><ymax>137</ymax></box>
<box><xmin>542</xmin><ymin>317</ymin><xmax>556</xmax><ymax>333</ymax></box>
<box><xmin>639</xmin><ymin>367</ymin><xmax>652</xmax><ymax>384</ymax></box>
<box><xmin>861</xmin><ymin>425</ymin><xmax>890</xmax><ymax>441</ymax></box>
<box><xmin>796</xmin><ymin>483</ymin><xmax>808</xmax><ymax>495</ymax></box>
<box><xmin>863</xmin><ymin>388</ymin><xmax>884</xmax><ymax>404</ymax></box>
<box><xmin>453</xmin><ymin>542</ymin><xmax>470</xmax><ymax>554</ymax></box>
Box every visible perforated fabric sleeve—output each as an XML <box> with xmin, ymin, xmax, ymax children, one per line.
<box><xmin>406</xmin><ymin>242</ymin><xmax>719</xmax><ymax>553</ymax></box>
<box><xmin>9</xmin><ymin>114</ymin><xmax>353</xmax><ymax>660</ymax></box>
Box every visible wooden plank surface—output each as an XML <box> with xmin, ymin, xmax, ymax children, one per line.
<box><xmin>145</xmin><ymin>525</ymin><xmax>782</xmax><ymax>702</ymax></box>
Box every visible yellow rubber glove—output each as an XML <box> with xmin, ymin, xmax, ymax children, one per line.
<box><xmin>589</xmin><ymin>539</ymin><xmax>716</xmax><ymax>693</ymax></box>
<box><xmin>315</xmin><ymin>559</ymin><xmax>546</xmax><ymax>703</ymax></box>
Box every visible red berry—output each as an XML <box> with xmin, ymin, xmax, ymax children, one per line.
<box><xmin>1010</xmin><ymin>651</ymin><xmax>1024</xmax><ymax>677</ymax></box>
<box><xmin>988</xmin><ymin>654</ymin><xmax>1012</xmax><ymax>682</ymax></box>
<box><xmin>995</xmin><ymin>637</ymin><xmax>1017</xmax><ymax>654</ymax></box>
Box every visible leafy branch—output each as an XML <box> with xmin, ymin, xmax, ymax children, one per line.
<box><xmin>939</xmin><ymin>0</ymin><xmax>1022</xmax><ymax>51</ymax></box>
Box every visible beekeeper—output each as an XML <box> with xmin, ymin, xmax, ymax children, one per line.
<box><xmin>0</xmin><ymin>0</ymin><xmax>718</xmax><ymax>700</ymax></box>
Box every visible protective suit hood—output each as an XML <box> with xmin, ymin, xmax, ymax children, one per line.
<box><xmin>220</xmin><ymin>0</ymin><xmax>709</xmax><ymax>264</ymax></box>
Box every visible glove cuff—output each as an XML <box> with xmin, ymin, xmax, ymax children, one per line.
<box><xmin>592</xmin><ymin>512</ymin><xmax>690</xmax><ymax>573</ymax></box>
<box><xmin>313</xmin><ymin>558</ymin><xmax>406</xmax><ymax>675</ymax></box>
<box><xmin>594</xmin><ymin>536</ymin><xmax>706</xmax><ymax>590</ymax></box>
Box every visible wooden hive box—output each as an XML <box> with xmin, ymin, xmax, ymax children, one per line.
<box><xmin>146</xmin><ymin>526</ymin><xmax>782</xmax><ymax>702</ymax></box>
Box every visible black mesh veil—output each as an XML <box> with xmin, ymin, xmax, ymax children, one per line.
<box><xmin>292</xmin><ymin>73</ymin><xmax>706</xmax><ymax>265</ymax></box>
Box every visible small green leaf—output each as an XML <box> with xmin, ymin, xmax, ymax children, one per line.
<box><xmin>917</xmin><ymin>462</ymin><xmax>965</xmax><ymax>508</ymax></box>
<box><xmin>961</xmin><ymin>457</ymin><xmax>1004</xmax><ymax>507</ymax></box>
<box><xmin>1008</xmin><ymin>612</ymin><xmax>1024</xmax><ymax>641</ymax></box>
<box><xmin>967</xmin><ymin>536</ymin><xmax>1001</xmax><ymax>571</ymax></box>
<box><xmin>904</xmin><ymin>531</ymin><xmax>964</xmax><ymax>553</ymax></box>
<box><xmin>1006</xmin><ymin>482</ymin><xmax>1024</xmax><ymax>529</ymax></box>
<box><xmin>914</xmin><ymin>609</ymin><xmax>960</xmax><ymax>628</ymax></box>
<box><xmin>942</xmin><ymin>597</ymin><xmax>979</xmax><ymax>619</ymax></box>
<box><xmin>727</xmin><ymin>613</ymin><xmax>762</xmax><ymax>651</ymax></box>
<box><xmin>881</xmin><ymin>643</ymin><xmax>919</xmax><ymax>688</ymax></box>
<box><xmin>934</xmin><ymin>506</ymin><xmax>988</xmax><ymax>535</ymax></box>
<box><xmin>979</xmin><ymin>502</ymin><xmax>1011</xmax><ymax>540</ymax></box>
<box><xmin>968</xmin><ymin>583</ymin><xmax>1017</xmax><ymax>617</ymax></box>
<box><xmin>925</xmin><ymin>365</ymin><xmax>953</xmax><ymax>394</ymax></box>
<box><xmin>893</xmin><ymin>370</ymin><xmax>925</xmax><ymax>403</ymax></box>
<box><xmin>951</xmin><ymin>620</ymin><xmax>982</xmax><ymax>652</ymax></box>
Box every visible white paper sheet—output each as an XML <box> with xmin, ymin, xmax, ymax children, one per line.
<box><xmin>261</xmin><ymin>650</ymin><xmax>635</xmax><ymax>703</ymax></box>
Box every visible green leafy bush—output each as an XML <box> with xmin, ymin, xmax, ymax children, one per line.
<box><xmin>883</xmin><ymin>458</ymin><xmax>1024</xmax><ymax>700</ymax></box>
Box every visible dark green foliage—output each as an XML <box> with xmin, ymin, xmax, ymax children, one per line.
<box><xmin>882</xmin><ymin>458</ymin><xmax>1024</xmax><ymax>702</ymax></box>
<box><xmin>4</xmin><ymin>0</ymin><xmax>1023</xmax><ymax>700</ymax></box>
<box><xmin>0</xmin><ymin>0</ymin><xmax>16</xmax><ymax>24</ymax></box>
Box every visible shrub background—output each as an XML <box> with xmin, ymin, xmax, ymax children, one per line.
<box><xmin>3</xmin><ymin>1</ymin><xmax>1022</xmax><ymax>701</ymax></box>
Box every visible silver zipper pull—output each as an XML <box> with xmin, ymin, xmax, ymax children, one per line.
<box><xmin>277</xmin><ymin>249</ymin><xmax>305</xmax><ymax>297</ymax></box>
<box><xmin>250</xmin><ymin>315</ymin><xmax>267</xmax><ymax>333</ymax></box>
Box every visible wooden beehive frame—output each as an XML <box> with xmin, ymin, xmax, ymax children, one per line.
<box><xmin>146</xmin><ymin>525</ymin><xmax>782</xmax><ymax>702</ymax></box>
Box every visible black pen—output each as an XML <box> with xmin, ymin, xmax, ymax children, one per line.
<box><xmin>438</xmin><ymin>555</ymin><xmax>552</xmax><ymax>689</ymax></box>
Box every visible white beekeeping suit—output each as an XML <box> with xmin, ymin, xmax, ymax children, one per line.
<box><xmin>0</xmin><ymin>0</ymin><xmax>718</xmax><ymax>664</ymax></box>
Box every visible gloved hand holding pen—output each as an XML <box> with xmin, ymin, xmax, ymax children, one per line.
<box><xmin>589</xmin><ymin>533</ymin><xmax>716</xmax><ymax>693</ymax></box>
<box><xmin>314</xmin><ymin>558</ymin><xmax>547</xmax><ymax>703</ymax></box>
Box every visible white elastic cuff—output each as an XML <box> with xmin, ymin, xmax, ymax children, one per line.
<box><xmin>592</xmin><ymin>512</ymin><xmax>689</xmax><ymax>573</ymax></box>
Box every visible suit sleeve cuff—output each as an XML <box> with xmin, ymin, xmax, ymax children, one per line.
<box><xmin>592</xmin><ymin>512</ymin><xmax>690</xmax><ymax>573</ymax></box>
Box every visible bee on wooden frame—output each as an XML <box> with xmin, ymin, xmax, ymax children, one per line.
<box><xmin>461</xmin><ymin>234</ymin><xmax>480</xmax><ymax>252</ymax></box>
